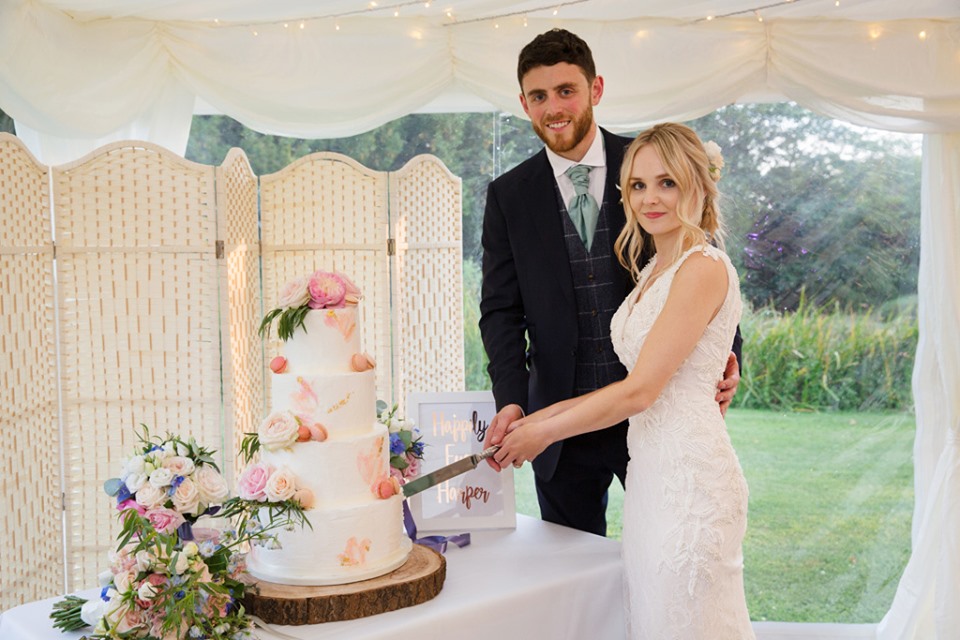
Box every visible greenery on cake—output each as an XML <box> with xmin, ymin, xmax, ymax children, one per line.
<box><xmin>259</xmin><ymin>270</ymin><xmax>361</xmax><ymax>341</ymax></box>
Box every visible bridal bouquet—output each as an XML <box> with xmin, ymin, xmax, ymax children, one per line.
<box><xmin>49</xmin><ymin>426</ymin><xmax>304</xmax><ymax>640</ymax></box>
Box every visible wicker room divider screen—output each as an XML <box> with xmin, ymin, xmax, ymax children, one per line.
<box><xmin>0</xmin><ymin>133</ymin><xmax>464</xmax><ymax>611</ymax></box>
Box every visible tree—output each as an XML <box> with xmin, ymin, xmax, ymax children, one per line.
<box><xmin>686</xmin><ymin>104</ymin><xmax>920</xmax><ymax>311</ymax></box>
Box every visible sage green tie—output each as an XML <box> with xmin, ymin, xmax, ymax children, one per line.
<box><xmin>565</xmin><ymin>164</ymin><xmax>600</xmax><ymax>251</ymax></box>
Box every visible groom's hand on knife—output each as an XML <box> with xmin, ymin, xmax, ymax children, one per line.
<box><xmin>484</xmin><ymin>404</ymin><xmax>524</xmax><ymax>471</ymax></box>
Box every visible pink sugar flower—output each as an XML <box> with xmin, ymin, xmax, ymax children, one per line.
<box><xmin>307</xmin><ymin>271</ymin><xmax>347</xmax><ymax>309</ymax></box>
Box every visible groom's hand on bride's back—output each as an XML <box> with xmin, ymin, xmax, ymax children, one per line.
<box><xmin>484</xmin><ymin>404</ymin><xmax>524</xmax><ymax>471</ymax></box>
<box><xmin>716</xmin><ymin>352</ymin><xmax>741</xmax><ymax>417</ymax></box>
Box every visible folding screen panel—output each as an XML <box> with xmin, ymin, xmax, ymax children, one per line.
<box><xmin>0</xmin><ymin>134</ymin><xmax>61</xmax><ymax>612</ymax></box>
<box><xmin>51</xmin><ymin>142</ymin><xmax>223</xmax><ymax>591</ymax></box>
<box><xmin>390</xmin><ymin>155</ymin><xmax>465</xmax><ymax>407</ymax></box>
<box><xmin>216</xmin><ymin>149</ymin><xmax>261</xmax><ymax>482</ymax></box>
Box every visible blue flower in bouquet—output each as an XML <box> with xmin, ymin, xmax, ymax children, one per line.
<box><xmin>389</xmin><ymin>433</ymin><xmax>407</xmax><ymax>456</ymax></box>
<box><xmin>377</xmin><ymin>402</ymin><xmax>425</xmax><ymax>480</ymax></box>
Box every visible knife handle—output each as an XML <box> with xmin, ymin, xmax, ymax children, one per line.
<box><xmin>475</xmin><ymin>445</ymin><xmax>500</xmax><ymax>462</ymax></box>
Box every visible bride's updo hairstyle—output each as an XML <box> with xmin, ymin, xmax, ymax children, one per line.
<box><xmin>614</xmin><ymin>122</ymin><xmax>724</xmax><ymax>284</ymax></box>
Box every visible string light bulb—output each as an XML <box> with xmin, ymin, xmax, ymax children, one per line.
<box><xmin>755</xmin><ymin>10</ymin><xmax>763</xmax><ymax>22</ymax></box>
<box><xmin>918</xmin><ymin>30</ymin><xmax>928</xmax><ymax>40</ymax></box>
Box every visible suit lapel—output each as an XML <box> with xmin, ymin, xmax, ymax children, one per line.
<box><xmin>521</xmin><ymin>150</ymin><xmax>576</xmax><ymax>307</ymax></box>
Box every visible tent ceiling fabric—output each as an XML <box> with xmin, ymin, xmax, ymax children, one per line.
<box><xmin>0</xmin><ymin>0</ymin><xmax>958</xmax><ymax>160</ymax></box>
<box><xmin>32</xmin><ymin>0</ymin><xmax>960</xmax><ymax>22</ymax></box>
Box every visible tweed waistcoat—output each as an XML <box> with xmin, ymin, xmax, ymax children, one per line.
<box><xmin>557</xmin><ymin>185</ymin><xmax>629</xmax><ymax>396</ymax></box>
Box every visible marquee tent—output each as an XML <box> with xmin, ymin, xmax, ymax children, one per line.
<box><xmin>1</xmin><ymin>1</ymin><xmax>959</xmax><ymax>638</ymax></box>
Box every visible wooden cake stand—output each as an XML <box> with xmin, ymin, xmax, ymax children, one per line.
<box><xmin>242</xmin><ymin>544</ymin><xmax>445</xmax><ymax>625</ymax></box>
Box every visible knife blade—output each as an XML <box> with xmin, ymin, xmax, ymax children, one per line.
<box><xmin>401</xmin><ymin>445</ymin><xmax>500</xmax><ymax>498</ymax></box>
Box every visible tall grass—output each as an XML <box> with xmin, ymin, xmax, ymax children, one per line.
<box><xmin>734</xmin><ymin>295</ymin><xmax>917</xmax><ymax>411</ymax></box>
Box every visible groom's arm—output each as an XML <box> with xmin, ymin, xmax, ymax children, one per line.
<box><xmin>479</xmin><ymin>181</ymin><xmax>530</xmax><ymax>413</ymax></box>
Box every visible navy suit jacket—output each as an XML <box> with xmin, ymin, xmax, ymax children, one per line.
<box><xmin>479</xmin><ymin>128</ymin><xmax>636</xmax><ymax>480</ymax></box>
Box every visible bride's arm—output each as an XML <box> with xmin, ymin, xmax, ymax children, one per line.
<box><xmin>495</xmin><ymin>253</ymin><xmax>730</xmax><ymax>467</ymax></box>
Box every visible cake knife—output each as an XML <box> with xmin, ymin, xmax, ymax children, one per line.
<box><xmin>401</xmin><ymin>446</ymin><xmax>501</xmax><ymax>498</ymax></box>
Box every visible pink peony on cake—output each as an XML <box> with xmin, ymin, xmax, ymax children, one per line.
<box><xmin>245</xmin><ymin>271</ymin><xmax>412</xmax><ymax>586</ymax></box>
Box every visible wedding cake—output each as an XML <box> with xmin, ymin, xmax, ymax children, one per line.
<box><xmin>244</xmin><ymin>271</ymin><xmax>412</xmax><ymax>586</ymax></box>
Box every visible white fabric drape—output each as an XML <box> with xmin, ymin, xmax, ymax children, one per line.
<box><xmin>2</xmin><ymin>0</ymin><xmax>960</xmax><ymax>161</ymax></box>
<box><xmin>876</xmin><ymin>133</ymin><xmax>960</xmax><ymax>640</ymax></box>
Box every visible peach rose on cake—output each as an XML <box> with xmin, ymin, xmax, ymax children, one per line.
<box><xmin>264</xmin><ymin>468</ymin><xmax>298</xmax><ymax>502</ymax></box>
<box><xmin>278</xmin><ymin>275</ymin><xmax>311</xmax><ymax>309</ymax></box>
<box><xmin>258</xmin><ymin>410</ymin><xmax>300</xmax><ymax>451</ymax></box>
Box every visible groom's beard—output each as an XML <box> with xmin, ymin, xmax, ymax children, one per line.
<box><xmin>531</xmin><ymin>104</ymin><xmax>595</xmax><ymax>156</ymax></box>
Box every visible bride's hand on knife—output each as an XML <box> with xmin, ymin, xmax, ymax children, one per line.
<box><xmin>495</xmin><ymin>417</ymin><xmax>552</xmax><ymax>469</ymax></box>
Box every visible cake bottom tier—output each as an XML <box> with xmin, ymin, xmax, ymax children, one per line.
<box><xmin>247</xmin><ymin>495</ymin><xmax>412</xmax><ymax>586</ymax></box>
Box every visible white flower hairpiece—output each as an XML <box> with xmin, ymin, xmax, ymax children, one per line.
<box><xmin>703</xmin><ymin>141</ymin><xmax>724</xmax><ymax>181</ymax></box>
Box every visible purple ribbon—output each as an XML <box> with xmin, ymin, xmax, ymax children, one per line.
<box><xmin>402</xmin><ymin>501</ymin><xmax>471</xmax><ymax>554</ymax></box>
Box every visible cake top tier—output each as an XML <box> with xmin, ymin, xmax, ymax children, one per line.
<box><xmin>260</xmin><ymin>270</ymin><xmax>362</xmax><ymax>342</ymax></box>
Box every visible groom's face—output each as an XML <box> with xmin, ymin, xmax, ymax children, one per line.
<box><xmin>519</xmin><ymin>62</ymin><xmax>604</xmax><ymax>162</ymax></box>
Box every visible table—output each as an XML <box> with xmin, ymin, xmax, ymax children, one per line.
<box><xmin>0</xmin><ymin>515</ymin><xmax>626</xmax><ymax>640</ymax></box>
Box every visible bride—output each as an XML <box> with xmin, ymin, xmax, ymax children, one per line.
<box><xmin>494</xmin><ymin>122</ymin><xmax>754</xmax><ymax>639</ymax></box>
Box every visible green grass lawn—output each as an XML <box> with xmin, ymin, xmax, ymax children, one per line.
<box><xmin>513</xmin><ymin>408</ymin><xmax>914</xmax><ymax>623</ymax></box>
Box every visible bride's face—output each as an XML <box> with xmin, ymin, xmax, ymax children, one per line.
<box><xmin>627</xmin><ymin>145</ymin><xmax>681</xmax><ymax>239</ymax></box>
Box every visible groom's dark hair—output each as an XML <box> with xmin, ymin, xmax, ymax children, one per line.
<box><xmin>517</xmin><ymin>28</ymin><xmax>597</xmax><ymax>87</ymax></box>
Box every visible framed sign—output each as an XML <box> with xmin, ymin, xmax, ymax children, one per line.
<box><xmin>406</xmin><ymin>391</ymin><xmax>516</xmax><ymax>532</ymax></box>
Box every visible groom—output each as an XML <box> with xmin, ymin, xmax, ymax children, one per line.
<box><xmin>479</xmin><ymin>28</ymin><xmax>742</xmax><ymax>536</ymax></box>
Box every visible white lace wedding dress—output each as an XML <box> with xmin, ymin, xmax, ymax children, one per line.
<box><xmin>610</xmin><ymin>245</ymin><xmax>754</xmax><ymax>640</ymax></box>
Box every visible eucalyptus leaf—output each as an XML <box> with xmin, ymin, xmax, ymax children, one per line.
<box><xmin>103</xmin><ymin>477</ymin><xmax>123</xmax><ymax>496</ymax></box>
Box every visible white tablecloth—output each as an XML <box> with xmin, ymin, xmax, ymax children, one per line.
<box><xmin>0</xmin><ymin>515</ymin><xmax>626</xmax><ymax>640</ymax></box>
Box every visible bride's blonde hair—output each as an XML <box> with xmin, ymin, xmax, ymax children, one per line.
<box><xmin>614</xmin><ymin>123</ymin><xmax>724</xmax><ymax>284</ymax></box>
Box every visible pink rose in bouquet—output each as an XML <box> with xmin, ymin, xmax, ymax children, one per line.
<box><xmin>307</xmin><ymin>271</ymin><xmax>347</xmax><ymax>309</ymax></box>
<box><xmin>145</xmin><ymin>508</ymin><xmax>185</xmax><ymax>534</ymax></box>
<box><xmin>403</xmin><ymin>453</ymin><xmax>421</xmax><ymax>479</ymax></box>
<box><xmin>238</xmin><ymin>462</ymin><xmax>274</xmax><ymax>501</ymax></box>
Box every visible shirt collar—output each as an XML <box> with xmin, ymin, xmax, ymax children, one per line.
<box><xmin>546</xmin><ymin>125</ymin><xmax>606</xmax><ymax>179</ymax></box>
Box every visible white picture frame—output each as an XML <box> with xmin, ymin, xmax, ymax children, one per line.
<box><xmin>405</xmin><ymin>391</ymin><xmax>517</xmax><ymax>533</ymax></box>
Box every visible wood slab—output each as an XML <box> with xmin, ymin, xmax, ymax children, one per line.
<box><xmin>242</xmin><ymin>544</ymin><xmax>445</xmax><ymax>625</ymax></box>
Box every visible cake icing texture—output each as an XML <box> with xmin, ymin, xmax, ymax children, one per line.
<box><xmin>246</xmin><ymin>272</ymin><xmax>411</xmax><ymax>586</ymax></box>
